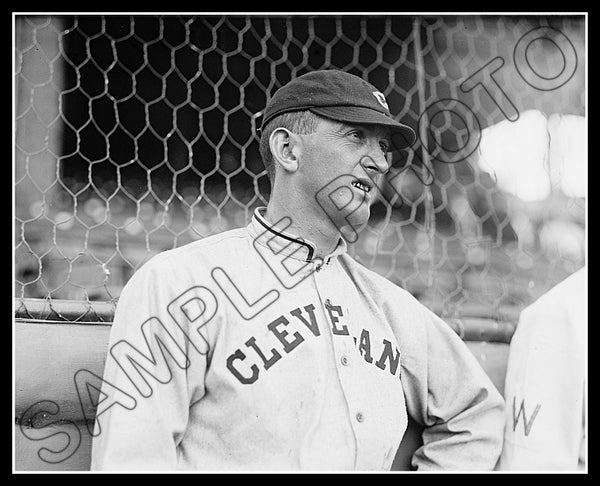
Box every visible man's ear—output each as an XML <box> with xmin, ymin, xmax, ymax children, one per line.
<box><xmin>269</xmin><ymin>128</ymin><xmax>302</xmax><ymax>174</ymax></box>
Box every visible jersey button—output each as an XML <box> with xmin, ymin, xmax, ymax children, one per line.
<box><xmin>356</xmin><ymin>412</ymin><xmax>365</xmax><ymax>423</ymax></box>
<box><xmin>313</xmin><ymin>257</ymin><xmax>324</xmax><ymax>272</ymax></box>
<box><xmin>340</xmin><ymin>355</ymin><xmax>349</xmax><ymax>366</ymax></box>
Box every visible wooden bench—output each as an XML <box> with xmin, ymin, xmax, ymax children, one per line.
<box><xmin>14</xmin><ymin>299</ymin><xmax>516</xmax><ymax>471</ymax></box>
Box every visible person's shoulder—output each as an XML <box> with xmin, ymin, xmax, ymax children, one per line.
<box><xmin>340</xmin><ymin>255</ymin><xmax>443</xmax><ymax>342</ymax></box>
<box><xmin>339</xmin><ymin>253</ymin><xmax>421</xmax><ymax>306</ymax></box>
<box><xmin>517</xmin><ymin>267</ymin><xmax>586</xmax><ymax>344</ymax></box>
<box><xmin>138</xmin><ymin>226</ymin><xmax>249</xmax><ymax>273</ymax></box>
<box><xmin>525</xmin><ymin>267</ymin><xmax>586</xmax><ymax>316</ymax></box>
<box><xmin>547</xmin><ymin>267</ymin><xmax>586</xmax><ymax>300</ymax></box>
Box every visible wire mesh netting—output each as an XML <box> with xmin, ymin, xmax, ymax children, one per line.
<box><xmin>14</xmin><ymin>14</ymin><xmax>585</xmax><ymax>322</ymax></box>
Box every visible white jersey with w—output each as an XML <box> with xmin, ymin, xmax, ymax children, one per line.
<box><xmin>498</xmin><ymin>267</ymin><xmax>587</xmax><ymax>471</ymax></box>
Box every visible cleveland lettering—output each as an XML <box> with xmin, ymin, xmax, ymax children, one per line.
<box><xmin>226</xmin><ymin>301</ymin><xmax>401</xmax><ymax>384</ymax></box>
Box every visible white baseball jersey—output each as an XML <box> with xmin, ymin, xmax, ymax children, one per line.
<box><xmin>91</xmin><ymin>207</ymin><xmax>505</xmax><ymax>471</ymax></box>
<box><xmin>497</xmin><ymin>267</ymin><xmax>587</xmax><ymax>471</ymax></box>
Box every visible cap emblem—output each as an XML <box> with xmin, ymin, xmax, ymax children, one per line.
<box><xmin>372</xmin><ymin>91</ymin><xmax>389</xmax><ymax>110</ymax></box>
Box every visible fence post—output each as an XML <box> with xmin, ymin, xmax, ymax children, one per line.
<box><xmin>412</xmin><ymin>16</ymin><xmax>436</xmax><ymax>287</ymax></box>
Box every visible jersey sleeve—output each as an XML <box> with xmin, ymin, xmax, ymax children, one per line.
<box><xmin>90</xmin><ymin>256</ymin><xmax>210</xmax><ymax>471</ymax></box>
<box><xmin>396</xmin><ymin>301</ymin><xmax>505</xmax><ymax>470</ymax></box>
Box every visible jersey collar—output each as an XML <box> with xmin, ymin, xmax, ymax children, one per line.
<box><xmin>248</xmin><ymin>206</ymin><xmax>347</xmax><ymax>264</ymax></box>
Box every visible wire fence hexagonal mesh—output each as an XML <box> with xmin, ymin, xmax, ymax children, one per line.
<box><xmin>14</xmin><ymin>14</ymin><xmax>585</xmax><ymax>325</ymax></box>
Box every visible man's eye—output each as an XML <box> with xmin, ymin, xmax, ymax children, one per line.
<box><xmin>349</xmin><ymin>130</ymin><xmax>363</xmax><ymax>140</ymax></box>
<box><xmin>380</xmin><ymin>141</ymin><xmax>390</xmax><ymax>153</ymax></box>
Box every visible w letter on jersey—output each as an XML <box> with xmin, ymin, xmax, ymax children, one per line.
<box><xmin>512</xmin><ymin>396</ymin><xmax>541</xmax><ymax>436</ymax></box>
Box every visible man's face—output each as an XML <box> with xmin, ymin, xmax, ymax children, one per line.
<box><xmin>295</xmin><ymin>117</ymin><xmax>392</xmax><ymax>237</ymax></box>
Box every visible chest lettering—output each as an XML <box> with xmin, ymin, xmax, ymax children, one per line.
<box><xmin>226</xmin><ymin>301</ymin><xmax>401</xmax><ymax>385</ymax></box>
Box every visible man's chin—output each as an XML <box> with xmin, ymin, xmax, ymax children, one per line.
<box><xmin>338</xmin><ymin>208</ymin><xmax>370</xmax><ymax>243</ymax></box>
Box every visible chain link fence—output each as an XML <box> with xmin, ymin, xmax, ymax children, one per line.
<box><xmin>14</xmin><ymin>14</ymin><xmax>585</xmax><ymax>323</ymax></box>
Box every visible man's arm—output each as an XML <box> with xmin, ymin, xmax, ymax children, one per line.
<box><xmin>90</xmin><ymin>258</ymin><xmax>208</xmax><ymax>471</ymax></box>
<box><xmin>398</xmin><ymin>304</ymin><xmax>505</xmax><ymax>470</ymax></box>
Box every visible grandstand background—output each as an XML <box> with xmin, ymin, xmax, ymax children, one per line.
<box><xmin>14</xmin><ymin>14</ymin><xmax>585</xmax><ymax>321</ymax></box>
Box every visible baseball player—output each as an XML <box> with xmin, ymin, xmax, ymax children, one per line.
<box><xmin>497</xmin><ymin>267</ymin><xmax>587</xmax><ymax>471</ymax></box>
<box><xmin>91</xmin><ymin>70</ymin><xmax>505</xmax><ymax>471</ymax></box>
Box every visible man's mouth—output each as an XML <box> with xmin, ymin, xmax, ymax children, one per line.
<box><xmin>351</xmin><ymin>180</ymin><xmax>372</xmax><ymax>193</ymax></box>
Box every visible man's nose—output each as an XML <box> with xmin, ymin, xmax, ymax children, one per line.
<box><xmin>360</xmin><ymin>148</ymin><xmax>390</xmax><ymax>175</ymax></box>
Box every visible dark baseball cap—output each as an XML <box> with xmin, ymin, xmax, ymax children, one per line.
<box><xmin>259</xmin><ymin>69</ymin><xmax>416</xmax><ymax>150</ymax></box>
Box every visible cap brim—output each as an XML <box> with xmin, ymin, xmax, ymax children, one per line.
<box><xmin>310</xmin><ymin>106</ymin><xmax>417</xmax><ymax>150</ymax></box>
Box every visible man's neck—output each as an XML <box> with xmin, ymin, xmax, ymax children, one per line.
<box><xmin>264</xmin><ymin>197</ymin><xmax>341</xmax><ymax>259</ymax></box>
